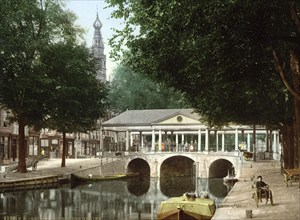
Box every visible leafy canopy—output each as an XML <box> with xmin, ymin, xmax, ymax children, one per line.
<box><xmin>108</xmin><ymin>65</ymin><xmax>189</xmax><ymax>112</ymax></box>
<box><xmin>38</xmin><ymin>42</ymin><xmax>108</xmax><ymax>133</ymax></box>
<box><xmin>107</xmin><ymin>0</ymin><xmax>297</xmax><ymax>126</ymax></box>
<box><xmin>0</xmin><ymin>0</ymin><xmax>84</xmax><ymax>126</ymax></box>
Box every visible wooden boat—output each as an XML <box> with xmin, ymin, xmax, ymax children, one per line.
<box><xmin>71</xmin><ymin>172</ymin><xmax>139</xmax><ymax>183</ymax></box>
<box><xmin>157</xmin><ymin>193</ymin><xmax>216</xmax><ymax>220</ymax></box>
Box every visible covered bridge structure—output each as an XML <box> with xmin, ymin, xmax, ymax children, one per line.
<box><xmin>101</xmin><ymin>109</ymin><xmax>280</xmax><ymax>159</ymax></box>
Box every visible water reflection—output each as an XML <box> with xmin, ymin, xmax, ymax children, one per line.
<box><xmin>0</xmin><ymin>177</ymin><xmax>231</xmax><ymax>220</ymax></box>
<box><xmin>160</xmin><ymin>176</ymin><xmax>195</xmax><ymax>197</ymax></box>
<box><xmin>127</xmin><ymin>176</ymin><xmax>150</xmax><ymax>196</ymax></box>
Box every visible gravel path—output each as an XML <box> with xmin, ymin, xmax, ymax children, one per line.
<box><xmin>1</xmin><ymin>158</ymin><xmax>107</xmax><ymax>180</ymax></box>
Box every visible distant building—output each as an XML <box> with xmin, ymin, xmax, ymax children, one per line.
<box><xmin>92</xmin><ymin>11</ymin><xmax>107</xmax><ymax>82</ymax></box>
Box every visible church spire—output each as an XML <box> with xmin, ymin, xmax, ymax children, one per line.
<box><xmin>93</xmin><ymin>11</ymin><xmax>102</xmax><ymax>29</ymax></box>
<box><xmin>92</xmin><ymin>10</ymin><xmax>106</xmax><ymax>82</ymax></box>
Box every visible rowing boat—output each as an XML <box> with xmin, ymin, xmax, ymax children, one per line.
<box><xmin>71</xmin><ymin>172</ymin><xmax>139</xmax><ymax>183</ymax></box>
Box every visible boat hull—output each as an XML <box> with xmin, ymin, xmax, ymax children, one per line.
<box><xmin>71</xmin><ymin>173</ymin><xmax>138</xmax><ymax>183</ymax></box>
<box><xmin>157</xmin><ymin>195</ymin><xmax>216</xmax><ymax>220</ymax></box>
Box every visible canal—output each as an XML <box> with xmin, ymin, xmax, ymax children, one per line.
<box><xmin>0</xmin><ymin>176</ymin><xmax>232</xmax><ymax>220</ymax></box>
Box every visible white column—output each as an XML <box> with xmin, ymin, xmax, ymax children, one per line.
<box><xmin>130</xmin><ymin>133</ymin><xmax>133</xmax><ymax>147</ymax></box>
<box><xmin>198</xmin><ymin>130</ymin><xmax>201</xmax><ymax>152</ymax></box>
<box><xmin>247</xmin><ymin>133</ymin><xmax>251</xmax><ymax>151</ymax></box>
<box><xmin>176</xmin><ymin>134</ymin><xmax>179</xmax><ymax>152</ymax></box>
<box><xmin>141</xmin><ymin>132</ymin><xmax>144</xmax><ymax>148</ymax></box>
<box><xmin>273</xmin><ymin>132</ymin><xmax>278</xmax><ymax>159</ymax></box>
<box><xmin>126</xmin><ymin>130</ymin><xmax>129</xmax><ymax>151</ymax></box>
<box><xmin>114</xmin><ymin>132</ymin><xmax>118</xmax><ymax>143</ymax></box>
<box><xmin>216</xmin><ymin>131</ymin><xmax>219</xmax><ymax>152</ymax></box>
<box><xmin>181</xmin><ymin>134</ymin><xmax>184</xmax><ymax>144</ymax></box>
<box><xmin>205</xmin><ymin>129</ymin><xmax>209</xmax><ymax>151</ymax></box>
<box><xmin>158</xmin><ymin>129</ymin><xmax>162</xmax><ymax>151</ymax></box>
<box><xmin>272</xmin><ymin>132</ymin><xmax>276</xmax><ymax>152</ymax></box>
<box><xmin>221</xmin><ymin>131</ymin><xmax>225</xmax><ymax>152</ymax></box>
<box><xmin>151</xmin><ymin>129</ymin><xmax>155</xmax><ymax>151</ymax></box>
<box><xmin>235</xmin><ymin>129</ymin><xmax>239</xmax><ymax>151</ymax></box>
<box><xmin>277</xmin><ymin>132</ymin><xmax>281</xmax><ymax>155</ymax></box>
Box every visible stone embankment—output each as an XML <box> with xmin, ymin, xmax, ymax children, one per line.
<box><xmin>0</xmin><ymin>157</ymin><xmax>125</xmax><ymax>191</ymax></box>
<box><xmin>212</xmin><ymin>160</ymin><xmax>300</xmax><ymax>220</ymax></box>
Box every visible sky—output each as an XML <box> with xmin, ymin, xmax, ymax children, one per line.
<box><xmin>66</xmin><ymin>0</ymin><xmax>123</xmax><ymax>80</ymax></box>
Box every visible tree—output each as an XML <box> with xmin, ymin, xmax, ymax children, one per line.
<box><xmin>39</xmin><ymin>42</ymin><xmax>108</xmax><ymax>167</ymax></box>
<box><xmin>0</xmin><ymin>0</ymin><xmax>83</xmax><ymax>172</ymax></box>
<box><xmin>108</xmin><ymin>65</ymin><xmax>189</xmax><ymax>112</ymax></box>
<box><xmin>107</xmin><ymin>0</ymin><xmax>300</xmax><ymax>167</ymax></box>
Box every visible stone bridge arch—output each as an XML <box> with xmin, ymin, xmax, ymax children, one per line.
<box><xmin>127</xmin><ymin>158</ymin><xmax>150</xmax><ymax>176</ymax></box>
<box><xmin>208</xmin><ymin>159</ymin><xmax>235</xmax><ymax>178</ymax></box>
<box><xmin>124</xmin><ymin>153</ymin><xmax>241</xmax><ymax>179</ymax></box>
<box><xmin>160</xmin><ymin>155</ymin><xmax>195</xmax><ymax>177</ymax></box>
<box><xmin>205</xmin><ymin>156</ymin><xmax>241</xmax><ymax>179</ymax></box>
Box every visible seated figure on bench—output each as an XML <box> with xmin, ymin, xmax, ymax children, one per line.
<box><xmin>256</xmin><ymin>175</ymin><xmax>269</xmax><ymax>203</ymax></box>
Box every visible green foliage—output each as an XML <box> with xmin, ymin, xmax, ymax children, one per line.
<box><xmin>0</xmin><ymin>0</ymin><xmax>83</xmax><ymax>125</ymax></box>
<box><xmin>39</xmin><ymin>42</ymin><xmax>108</xmax><ymax>133</ymax></box>
<box><xmin>108</xmin><ymin>65</ymin><xmax>189</xmax><ymax>112</ymax></box>
<box><xmin>107</xmin><ymin>0</ymin><xmax>298</xmax><ymax>127</ymax></box>
<box><xmin>0</xmin><ymin>0</ymin><xmax>102</xmax><ymax>171</ymax></box>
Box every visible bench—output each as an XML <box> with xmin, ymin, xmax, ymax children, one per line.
<box><xmin>284</xmin><ymin>168</ymin><xmax>300</xmax><ymax>187</ymax></box>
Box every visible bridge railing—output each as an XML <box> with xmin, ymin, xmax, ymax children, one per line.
<box><xmin>103</xmin><ymin>142</ymin><xmax>237</xmax><ymax>153</ymax></box>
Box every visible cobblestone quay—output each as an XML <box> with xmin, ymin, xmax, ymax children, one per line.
<box><xmin>213</xmin><ymin>160</ymin><xmax>300</xmax><ymax>220</ymax></box>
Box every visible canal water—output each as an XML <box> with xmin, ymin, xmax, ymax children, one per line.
<box><xmin>0</xmin><ymin>177</ymin><xmax>232</xmax><ymax>220</ymax></box>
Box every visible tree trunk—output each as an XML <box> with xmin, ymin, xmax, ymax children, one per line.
<box><xmin>61</xmin><ymin>131</ymin><xmax>66</xmax><ymax>167</ymax></box>
<box><xmin>282</xmin><ymin>123</ymin><xmax>295</xmax><ymax>169</ymax></box>
<box><xmin>18</xmin><ymin>115</ymin><xmax>27</xmax><ymax>173</ymax></box>
<box><xmin>253</xmin><ymin>125</ymin><xmax>256</xmax><ymax>162</ymax></box>
<box><xmin>290</xmin><ymin>51</ymin><xmax>300</xmax><ymax>168</ymax></box>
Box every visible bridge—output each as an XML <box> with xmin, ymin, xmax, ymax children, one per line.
<box><xmin>122</xmin><ymin>151</ymin><xmax>242</xmax><ymax>179</ymax></box>
<box><xmin>68</xmin><ymin>151</ymin><xmax>244</xmax><ymax>219</ymax></box>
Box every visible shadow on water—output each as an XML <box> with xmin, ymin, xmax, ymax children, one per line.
<box><xmin>160</xmin><ymin>176</ymin><xmax>195</xmax><ymax>197</ymax></box>
<box><xmin>209</xmin><ymin>178</ymin><xmax>231</xmax><ymax>199</ymax></box>
<box><xmin>127</xmin><ymin>176</ymin><xmax>150</xmax><ymax>196</ymax></box>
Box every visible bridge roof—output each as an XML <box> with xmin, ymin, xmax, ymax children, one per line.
<box><xmin>102</xmin><ymin>109</ymin><xmax>267</xmax><ymax>132</ymax></box>
<box><xmin>103</xmin><ymin>109</ymin><xmax>202</xmax><ymax>127</ymax></box>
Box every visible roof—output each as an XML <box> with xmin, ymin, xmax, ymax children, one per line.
<box><xmin>103</xmin><ymin>109</ymin><xmax>201</xmax><ymax>126</ymax></box>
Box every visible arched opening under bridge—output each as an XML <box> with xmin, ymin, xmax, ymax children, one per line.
<box><xmin>209</xmin><ymin>159</ymin><xmax>234</xmax><ymax>178</ymax></box>
<box><xmin>160</xmin><ymin>156</ymin><xmax>195</xmax><ymax>197</ymax></box>
<box><xmin>127</xmin><ymin>158</ymin><xmax>150</xmax><ymax>177</ymax></box>
<box><xmin>160</xmin><ymin>156</ymin><xmax>195</xmax><ymax>177</ymax></box>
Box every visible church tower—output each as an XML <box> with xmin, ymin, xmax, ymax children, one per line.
<box><xmin>92</xmin><ymin>12</ymin><xmax>107</xmax><ymax>82</ymax></box>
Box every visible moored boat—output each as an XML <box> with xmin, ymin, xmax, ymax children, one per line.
<box><xmin>157</xmin><ymin>193</ymin><xmax>216</xmax><ymax>220</ymax></box>
<box><xmin>71</xmin><ymin>172</ymin><xmax>139</xmax><ymax>183</ymax></box>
